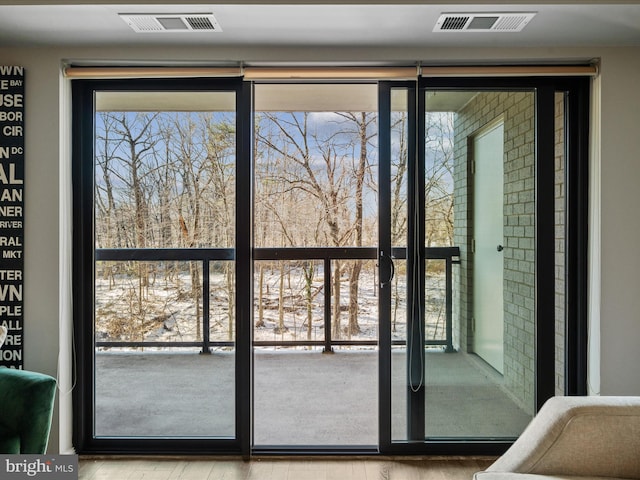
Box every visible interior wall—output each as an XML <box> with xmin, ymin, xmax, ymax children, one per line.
<box><xmin>0</xmin><ymin>44</ymin><xmax>639</xmax><ymax>454</ymax></box>
<box><xmin>0</xmin><ymin>48</ymin><xmax>64</xmax><ymax>453</ymax></box>
<box><xmin>598</xmin><ymin>49</ymin><xmax>640</xmax><ymax>395</ymax></box>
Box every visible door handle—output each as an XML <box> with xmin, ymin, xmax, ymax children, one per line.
<box><xmin>497</xmin><ymin>245</ymin><xmax>504</xmax><ymax>252</ymax></box>
<box><xmin>379</xmin><ymin>250</ymin><xmax>395</xmax><ymax>288</ymax></box>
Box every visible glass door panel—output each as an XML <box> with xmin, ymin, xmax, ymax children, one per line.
<box><xmin>92</xmin><ymin>90</ymin><xmax>237</xmax><ymax>439</ymax></box>
<box><xmin>388</xmin><ymin>87</ymin><xmax>410</xmax><ymax>442</ymax></box>
<box><xmin>253</xmin><ymin>83</ymin><xmax>379</xmax><ymax>447</ymax></box>
<box><xmin>425</xmin><ymin>90</ymin><xmax>536</xmax><ymax>439</ymax></box>
<box><xmin>389</xmin><ymin>88</ymin><xmax>538</xmax><ymax>443</ymax></box>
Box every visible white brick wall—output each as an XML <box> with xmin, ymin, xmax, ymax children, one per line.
<box><xmin>453</xmin><ymin>91</ymin><xmax>537</xmax><ymax>414</ymax></box>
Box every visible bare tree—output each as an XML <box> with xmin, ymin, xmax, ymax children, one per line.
<box><xmin>203</xmin><ymin>114</ymin><xmax>236</xmax><ymax>340</ymax></box>
<box><xmin>425</xmin><ymin>112</ymin><xmax>455</xmax><ymax>247</ymax></box>
<box><xmin>336</xmin><ymin>112</ymin><xmax>377</xmax><ymax>337</ymax></box>
<box><xmin>95</xmin><ymin>112</ymin><xmax>124</xmax><ymax>288</ymax></box>
<box><xmin>255</xmin><ymin>110</ymin><xmax>377</xmax><ymax>339</ymax></box>
<box><xmin>257</xmin><ymin>113</ymin><xmax>344</xmax><ymax>339</ymax></box>
<box><xmin>390</xmin><ymin>111</ymin><xmax>409</xmax><ymax>332</ymax></box>
<box><xmin>103</xmin><ymin>112</ymin><xmax>160</xmax><ymax>306</ymax></box>
<box><xmin>92</xmin><ymin>103</ymin><xmax>453</xmax><ymax>349</ymax></box>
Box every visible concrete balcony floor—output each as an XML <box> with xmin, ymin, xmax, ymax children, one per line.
<box><xmin>95</xmin><ymin>349</ymin><xmax>531</xmax><ymax>446</ymax></box>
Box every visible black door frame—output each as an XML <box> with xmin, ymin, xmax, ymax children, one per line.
<box><xmin>71</xmin><ymin>77</ymin><xmax>253</xmax><ymax>455</ymax></box>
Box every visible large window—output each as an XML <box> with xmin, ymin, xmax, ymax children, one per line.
<box><xmin>72</xmin><ymin>79</ymin><xmax>250</xmax><ymax>454</ymax></box>
<box><xmin>72</xmin><ymin>74</ymin><xmax>589</xmax><ymax>456</ymax></box>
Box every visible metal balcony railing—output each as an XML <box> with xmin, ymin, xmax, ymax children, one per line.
<box><xmin>95</xmin><ymin>246</ymin><xmax>460</xmax><ymax>353</ymax></box>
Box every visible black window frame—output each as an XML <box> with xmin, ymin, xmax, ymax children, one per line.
<box><xmin>71</xmin><ymin>77</ymin><xmax>253</xmax><ymax>455</ymax></box>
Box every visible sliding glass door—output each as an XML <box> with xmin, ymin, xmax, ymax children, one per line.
<box><xmin>73</xmin><ymin>75</ymin><xmax>588</xmax><ymax>456</ymax></box>
<box><xmin>379</xmin><ymin>78</ymin><xmax>589</xmax><ymax>454</ymax></box>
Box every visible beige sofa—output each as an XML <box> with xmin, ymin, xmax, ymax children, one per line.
<box><xmin>475</xmin><ymin>396</ymin><xmax>640</xmax><ymax>480</ymax></box>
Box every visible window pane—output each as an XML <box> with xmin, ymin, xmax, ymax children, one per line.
<box><xmin>447</xmin><ymin>90</ymin><xmax>535</xmax><ymax>437</ymax></box>
<box><xmin>95</xmin><ymin>93</ymin><xmax>235</xmax><ymax>249</ymax></box>
<box><xmin>252</xmin><ymin>83</ymin><xmax>378</xmax><ymax>446</ymax></box>
<box><xmin>93</xmin><ymin>91</ymin><xmax>236</xmax><ymax>440</ymax></box>
<box><xmin>254</xmin><ymin>85</ymin><xmax>378</xmax><ymax>249</ymax></box>
<box><xmin>393</xmin><ymin>90</ymin><xmax>536</xmax><ymax>442</ymax></box>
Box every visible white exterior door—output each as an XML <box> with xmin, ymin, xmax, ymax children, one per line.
<box><xmin>472</xmin><ymin>120</ymin><xmax>504</xmax><ymax>374</ymax></box>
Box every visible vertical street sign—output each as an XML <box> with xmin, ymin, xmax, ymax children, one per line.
<box><xmin>0</xmin><ymin>66</ymin><xmax>24</xmax><ymax>368</ymax></box>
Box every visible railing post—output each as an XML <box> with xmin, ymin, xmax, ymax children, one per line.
<box><xmin>323</xmin><ymin>257</ymin><xmax>333</xmax><ymax>353</ymax></box>
<box><xmin>201</xmin><ymin>260</ymin><xmax>211</xmax><ymax>354</ymax></box>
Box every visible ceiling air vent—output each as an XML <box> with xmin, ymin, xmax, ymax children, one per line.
<box><xmin>120</xmin><ymin>13</ymin><xmax>222</xmax><ymax>33</ymax></box>
<box><xmin>434</xmin><ymin>12</ymin><xmax>536</xmax><ymax>32</ymax></box>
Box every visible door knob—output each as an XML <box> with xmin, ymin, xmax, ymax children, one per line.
<box><xmin>497</xmin><ymin>245</ymin><xmax>504</xmax><ymax>252</ymax></box>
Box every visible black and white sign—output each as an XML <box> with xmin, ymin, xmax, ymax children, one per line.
<box><xmin>0</xmin><ymin>66</ymin><xmax>24</xmax><ymax>369</ymax></box>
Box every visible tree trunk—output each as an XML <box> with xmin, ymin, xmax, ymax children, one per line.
<box><xmin>303</xmin><ymin>261</ymin><xmax>314</xmax><ymax>341</ymax></box>
<box><xmin>348</xmin><ymin>260</ymin><xmax>362</xmax><ymax>338</ymax></box>
<box><xmin>226</xmin><ymin>262</ymin><xmax>234</xmax><ymax>341</ymax></box>
<box><xmin>256</xmin><ymin>264</ymin><xmax>265</xmax><ymax>328</ymax></box>
<box><xmin>332</xmin><ymin>261</ymin><xmax>342</xmax><ymax>340</ymax></box>
<box><xmin>346</xmin><ymin>112</ymin><xmax>369</xmax><ymax>336</ymax></box>
<box><xmin>190</xmin><ymin>261</ymin><xmax>201</xmax><ymax>341</ymax></box>
<box><xmin>277</xmin><ymin>260</ymin><xmax>286</xmax><ymax>334</ymax></box>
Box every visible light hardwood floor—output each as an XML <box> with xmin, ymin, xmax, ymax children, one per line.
<box><xmin>79</xmin><ymin>457</ymin><xmax>495</xmax><ymax>480</ymax></box>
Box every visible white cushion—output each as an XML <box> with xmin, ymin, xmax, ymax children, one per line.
<box><xmin>484</xmin><ymin>396</ymin><xmax>640</xmax><ymax>479</ymax></box>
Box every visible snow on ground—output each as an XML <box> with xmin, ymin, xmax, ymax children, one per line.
<box><xmin>95</xmin><ymin>263</ymin><xmax>448</xmax><ymax>350</ymax></box>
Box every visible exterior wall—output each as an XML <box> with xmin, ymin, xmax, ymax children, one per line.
<box><xmin>454</xmin><ymin>91</ymin><xmax>536</xmax><ymax>413</ymax></box>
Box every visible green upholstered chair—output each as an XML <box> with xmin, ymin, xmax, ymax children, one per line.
<box><xmin>0</xmin><ymin>351</ymin><xmax>57</xmax><ymax>453</ymax></box>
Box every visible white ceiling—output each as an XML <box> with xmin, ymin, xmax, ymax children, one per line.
<box><xmin>0</xmin><ymin>2</ymin><xmax>639</xmax><ymax>49</ymax></box>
